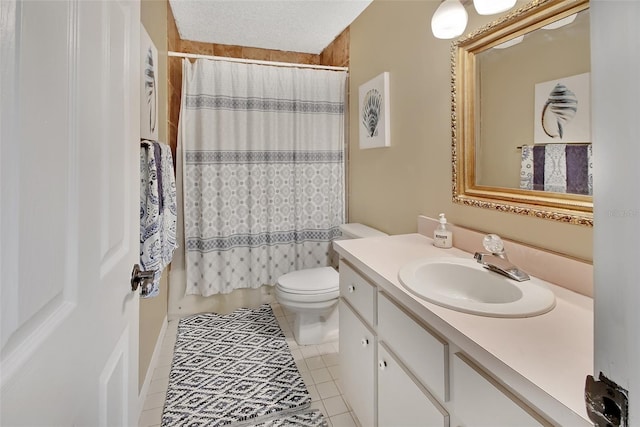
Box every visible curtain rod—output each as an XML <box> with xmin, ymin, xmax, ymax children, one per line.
<box><xmin>168</xmin><ymin>51</ymin><xmax>349</xmax><ymax>72</ymax></box>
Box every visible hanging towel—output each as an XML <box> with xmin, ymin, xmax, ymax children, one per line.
<box><xmin>519</xmin><ymin>144</ymin><xmax>592</xmax><ymax>195</ymax></box>
<box><xmin>519</xmin><ymin>145</ymin><xmax>534</xmax><ymax>190</ymax></box>
<box><xmin>544</xmin><ymin>144</ymin><xmax>567</xmax><ymax>193</ymax></box>
<box><xmin>533</xmin><ymin>145</ymin><xmax>546</xmax><ymax>192</ymax></box>
<box><xmin>588</xmin><ymin>144</ymin><xmax>593</xmax><ymax>196</ymax></box>
<box><xmin>566</xmin><ymin>144</ymin><xmax>590</xmax><ymax>195</ymax></box>
<box><xmin>140</xmin><ymin>141</ymin><xmax>178</xmax><ymax>298</ymax></box>
<box><xmin>153</xmin><ymin>142</ymin><xmax>164</xmax><ymax>211</ymax></box>
<box><xmin>159</xmin><ymin>142</ymin><xmax>178</xmax><ymax>267</ymax></box>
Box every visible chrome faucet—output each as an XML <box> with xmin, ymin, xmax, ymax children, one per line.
<box><xmin>474</xmin><ymin>234</ymin><xmax>530</xmax><ymax>282</ymax></box>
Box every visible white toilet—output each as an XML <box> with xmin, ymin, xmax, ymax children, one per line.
<box><xmin>275</xmin><ymin>223</ymin><xmax>388</xmax><ymax>345</ymax></box>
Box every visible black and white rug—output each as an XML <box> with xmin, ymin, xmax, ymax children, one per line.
<box><xmin>161</xmin><ymin>304</ymin><xmax>327</xmax><ymax>427</ymax></box>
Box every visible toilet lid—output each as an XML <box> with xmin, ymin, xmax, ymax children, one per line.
<box><xmin>277</xmin><ymin>267</ymin><xmax>339</xmax><ymax>294</ymax></box>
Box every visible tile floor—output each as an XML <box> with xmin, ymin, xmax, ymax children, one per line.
<box><xmin>138</xmin><ymin>300</ymin><xmax>359</xmax><ymax>427</ymax></box>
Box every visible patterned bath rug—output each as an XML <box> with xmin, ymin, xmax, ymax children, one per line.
<box><xmin>251</xmin><ymin>409</ymin><xmax>327</xmax><ymax>427</ymax></box>
<box><xmin>161</xmin><ymin>304</ymin><xmax>325</xmax><ymax>427</ymax></box>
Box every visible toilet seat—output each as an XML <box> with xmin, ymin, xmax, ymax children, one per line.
<box><xmin>275</xmin><ymin>287</ymin><xmax>340</xmax><ymax>304</ymax></box>
<box><xmin>276</xmin><ymin>267</ymin><xmax>339</xmax><ymax>295</ymax></box>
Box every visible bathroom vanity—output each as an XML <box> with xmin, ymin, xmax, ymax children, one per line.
<box><xmin>334</xmin><ymin>233</ymin><xmax>593</xmax><ymax>426</ymax></box>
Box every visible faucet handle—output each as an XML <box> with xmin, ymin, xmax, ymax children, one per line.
<box><xmin>482</xmin><ymin>234</ymin><xmax>505</xmax><ymax>254</ymax></box>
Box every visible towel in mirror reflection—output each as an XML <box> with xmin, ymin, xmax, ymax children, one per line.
<box><xmin>520</xmin><ymin>144</ymin><xmax>592</xmax><ymax>195</ymax></box>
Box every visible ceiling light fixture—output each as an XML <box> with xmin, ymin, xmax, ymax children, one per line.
<box><xmin>431</xmin><ymin>0</ymin><xmax>468</xmax><ymax>40</ymax></box>
<box><xmin>493</xmin><ymin>35</ymin><xmax>524</xmax><ymax>49</ymax></box>
<box><xmin>473</xmin><ymin>0</ymin><xmax>517</xmax><ymax>15</ymax></box>
<box><xmin>542</xmin><ymin>13</ymin><xmax>577</xmax><ymax>30</ymax></box>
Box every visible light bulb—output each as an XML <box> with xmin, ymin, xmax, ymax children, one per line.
<box><xmin>542</xmin><ymin>13</ymin><xmax>577</xmax><ymax>30</ymax></box>
<box><xmin>473</xmin><ymin>0</ymin><xmax>516</xmax><ymax>15</ymax></box>
<box><xmin>431</xmin><ymin>0</ymin><xmax>468</xmax><ymax>40</ymax></box>
<box><xmin>493</xmin><ymin>35</ymin><xmax>524</xmax><ymax>49</ymax></box>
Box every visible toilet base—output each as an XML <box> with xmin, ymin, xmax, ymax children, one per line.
<box><xmin>288</xmin><ymin>302</ymin><xmax>339</xmax><ymax>346</ymax></box>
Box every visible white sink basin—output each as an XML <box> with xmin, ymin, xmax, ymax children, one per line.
<box><xmin>398</xmin><ymin>257</ymin><xmax>556</xmax><ymax>318</ymax></box>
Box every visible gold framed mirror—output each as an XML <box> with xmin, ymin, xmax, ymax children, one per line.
<box><xmin>451</xmin><ymin>0</ymin><xmax>592</xmax><ymax>226</ymax></box>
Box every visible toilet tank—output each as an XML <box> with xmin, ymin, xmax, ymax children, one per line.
<box><xmin>339</xmin><ymin>223</ymin><xmax>388</xmax><ymax>239</ymax></box>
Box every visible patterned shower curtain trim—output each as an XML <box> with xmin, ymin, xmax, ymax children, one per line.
<box><xmin>184</xmin><ymin>94</ymin><xmax>344</xmax><ymax>115</ymax></box>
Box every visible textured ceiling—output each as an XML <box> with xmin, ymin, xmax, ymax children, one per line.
<box><xmin>169</xmin><ymin>0</ymin><xmax>373</xmax><ymax>55</ymax></box>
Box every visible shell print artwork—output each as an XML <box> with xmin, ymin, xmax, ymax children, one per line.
<box><xmin>541</xmin><ymin>83</ymin><xmax>578</xmax><ymax>139</ymax></box>
<box><xmin>144</xmin><ymin>46</ymin><xmax>157</xmax><ymax>135</ymax></box>
<box><xmin>361</xmin><ymin>88</ymin><xmax>382</xmax><ymax>138</ymax></box>
<box><xmin>358</xmin><ymin>72</ymin><xmax>390</xmax><ymax>149</ymax></box>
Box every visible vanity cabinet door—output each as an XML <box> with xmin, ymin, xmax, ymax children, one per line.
<box><xmin>452</xmin><ymin>353</ymin><xmax>550</xmax><ymax>427</ymax></box>
<box><xmin>378</xmin><ymin>293</ymin><xmax>449</xmax><ymax>402</ymax></box>
<box><xmin>378</xmin><ymin>345</ymin><xmax>449</xmax><ymax>427</ymax></box>
<box><xmin>339</xmin><ymin>300</ymin><xmax>375</xmax><ymax>427</ymax></box>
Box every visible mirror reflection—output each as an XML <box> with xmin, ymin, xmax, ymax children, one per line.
<box><xmin>476</xmin><ymin>9</ymin><xmax>590</xmax><ymax>194</ymax></box>
<box><xmin>452</xmin><ymin>0</ymin><xmax>592</xmax><ymax>226</ymax></box>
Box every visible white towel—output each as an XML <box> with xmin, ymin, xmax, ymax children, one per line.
<box><xmin>544</xmin><ymin>144</ymin><xmax>567</xmax><ymax>193</ymax></box>
<box><xmin>140</xmin><ymin>141</ymin><xmax>178</xmax><ymax>298</ymax></box>
<box><xmin>519</xmin><ymin>145</ymin><xmax>534</xmax><ymax>190</ymax></box>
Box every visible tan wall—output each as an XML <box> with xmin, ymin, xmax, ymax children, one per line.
<box><xmin>139</xmin><ymin>0</ymin><xmax>169</xmax><ymax>392</ymax></box>
<box><xmin>348</xmin><ymin>0</ymin><xmax>593</xmax><ymax>261</ymax></box>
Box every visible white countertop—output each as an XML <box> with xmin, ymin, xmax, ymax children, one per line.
<box><xmin>334</xmin><ymin>233</ymin><xmax>593</xmax><ymax>423</ymax></box>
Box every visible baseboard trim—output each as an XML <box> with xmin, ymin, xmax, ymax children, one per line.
<box><xmin>138</xmin><ymin>316</ymin><xmax>168</xmax><ymax>417</ymax></box>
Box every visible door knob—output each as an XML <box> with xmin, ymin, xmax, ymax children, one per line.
<box><xmin>131</xmin><ymin>264</ymin><xmax>155</xmax><ymax>292</ymax></box>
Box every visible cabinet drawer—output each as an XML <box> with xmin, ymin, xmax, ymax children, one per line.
<box><xmin>339</xmin><ymin>301</ymin><xmax>375</xmax><ymax>427</ymax></box>
<box><xmin>378</xmin><ymin>293</ymin><xmax>449</xmax><ymax>402</ymax></box>
<box><xmin>452</xmin><ymin>353</ymin><xmax>550</xmax><ymax>426</ymax></box>
<box><xmin>378</xmin><ymin>344</ymin><xmax>449</xmax><ymax>427</ymax></box>
<box><xmin>339</xmin><ymin>262</ymin><xmax>375</xmax><ymax>327</ymax></box>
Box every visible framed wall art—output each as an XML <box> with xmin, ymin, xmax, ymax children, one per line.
<box><xmin>359</xmin><ymin>72</ymin><xmax>390</xmax><ymax>149</ymax></box>
<box><xmin>141</xmin><ymin>25</ymin><xmax>159</xmax><ymax>141</ymax></box>
<box><xmin>534</xmin><ymin>72</ymin><xmax>591</xmax><ymax>144</ymax></box>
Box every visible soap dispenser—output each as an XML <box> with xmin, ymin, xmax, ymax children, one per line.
<box><xmin>433</xmin><ymin>213</ymin><xmax>453</xmax><ymax>249</ymax></box>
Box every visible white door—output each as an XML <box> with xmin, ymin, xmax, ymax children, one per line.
<box><xmin>1</xmin><ymin>0</ymin><xmax>141</xmax><ymax>425</ymax></box>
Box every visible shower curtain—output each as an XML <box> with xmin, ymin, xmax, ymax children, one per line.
<box><xmin>178</xmin><ymin>59</ymin><xmax>346</xmax><ymax>296</ymax></box>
